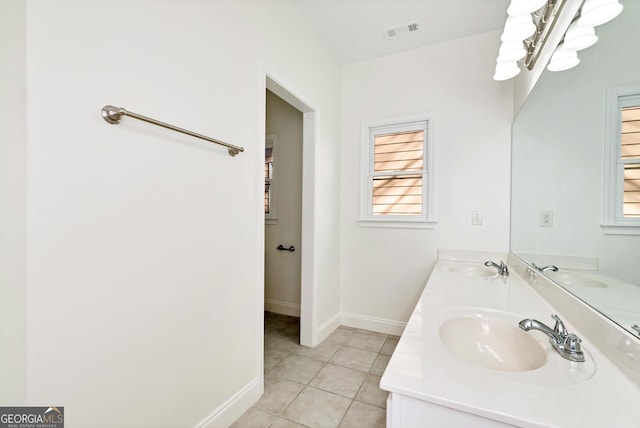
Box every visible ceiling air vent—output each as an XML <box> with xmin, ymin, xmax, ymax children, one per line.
<box><xmin>383</xmin><ymin>21</ymin><xmax>421</xmax><ymax>40</ymax></box>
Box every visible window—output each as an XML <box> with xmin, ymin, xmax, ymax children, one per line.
<box><xmin>621</xmin><ymin>106</ymin><xmax>640</xmax><ymax>218</ymax></box>
<box><xmin>360</xmin><ymin>114</ymin><xmax>435</xmax><ymax>228</ymax></box>
<box><xmin>603</xmin><ymin>85</ymin><xmax>640</xmax><ymax>234</ymax></box>
<box><xmin>265</xmin><ymin>134</ymin><xmax>277</xmax><ymax>224</ymax></box>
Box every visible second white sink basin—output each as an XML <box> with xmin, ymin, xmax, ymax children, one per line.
<box><xmin>444</xmin><ymin>264</ymin><xmax>497</xmax><ymax>278</ymax></box>
<box><xmin>439</xmin><ymin>314</ymin><xmax>547</xmax><ymax>372</ymax></box>
<box><xmin>547</xmin><ymin>271</ymin><xmax>608</xmax><ymax>289</ymax></box>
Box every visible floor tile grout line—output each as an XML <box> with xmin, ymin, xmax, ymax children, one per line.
<box><xmin>336</xmin><ymin>397</ymin><xmax>356</xmax><ymax>428</ymax></box>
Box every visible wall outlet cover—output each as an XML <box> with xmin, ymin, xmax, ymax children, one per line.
<box><xmin>540</xmin><ymin>210</ymin><xmax>553</xmax><ymax>227</ymax></box>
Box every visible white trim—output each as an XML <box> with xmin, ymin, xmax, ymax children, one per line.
<box><xmin>300</xmin><ymin>111</ymin><xmax>318</xmax><ymax>347</ymax></box>
<box><xmin>263</xmin><ymin>69</ymin><xmax>318</xmax><ymax>349</ymax></box>
<box><xmin>603</xmin><ymin>84</ymin><xmax>640</xmax><ymax>234</ymax></box>
<box><xmin>601</xmin><ymin>224</ymin><xmax>640</xmax><ymax>235</ymax></box>
<box><xmin>316</xmin><ymin>312</ymin><xmax>407</xmax><ymax>344</ymax></box>
<box><xmin>255</xmin><ymin>67</ymin><xmax>267</xmax><ymax>428</ymax></box>
<box><xmin>359</xmin><ymin>113</ymin><xmax>436</xmax><ymax>229</ymax></box>
<box><xmin>194</xmin><ymin>378</ymin><xmax>261</xmax><ymax>428</ymax></box>
<box><xmin>340</xmin><ymin>312</ymin><xmax>406</xmax><ymax>336</ymax></box>
<box><xmin>358</xmin><ymin>219</ymin><xmax>437</xmax><ymax>229</ymax></box>
<box><xmin>316</xmin><ymin>313</ymin><xmax>341</xmax><ymax>344</ymax></box>
<box><xmin>264</xmin><ymin>299</ymin><xmax>301</xmax><ymax>317</ymax></box>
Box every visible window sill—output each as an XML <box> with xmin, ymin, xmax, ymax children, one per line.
<box><xmin>358</xmin><ymin>218</ymin><xmax>437</xmax><ymax>229</ymax></box>
<box><xmin>601</xmin><ymin>223</ymin><xmax>640</xmax><ymax>235</ymax></box>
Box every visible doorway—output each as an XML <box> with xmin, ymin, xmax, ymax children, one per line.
<box><xmin>264</xmin><ymin>76</ymin><xmax>316</xmax><ymax>348</ymax></box>
<box><xmin>264</xmin><ymin>89</ymin><xmax>303</xmax><ymax>318</ymax></box>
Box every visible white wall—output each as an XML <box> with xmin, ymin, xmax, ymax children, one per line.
<box><xmin>0</xmin><ymin>0</ymin><xmax>28</xmax><ymax>405</ymax></box>
<box><xmin>340</xmin><ymin>30</ymin><xmax>514</xmax><ymax>328</ymax></box>
<box><xmin>511</xmin><ymin>1</ymin><xmax>640</xmax><ymax>285</ymax></box>
<box><xmin>17</xmin><ymin>1</ymin><xmax>341</xmax><ymax>426</ymax></box>
<box><xmin>265</xmin><ymin>90</ymin><xmax>303</xmax><ymax>315</ymax></box>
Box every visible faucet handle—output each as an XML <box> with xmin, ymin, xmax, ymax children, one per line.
<box><xmin>499</xmin><ymin>261</ymin><xmax>509</xmax><ymax>275</ymax></box>
<box><xmin>565</xmin><ymin>333</ymin><xmax>582</xmax><ymax>352</ymax></box>
<box><xmin>551</xmin><ymin>314</ymin><xmax>567</xmax><ymax>336</ymax></box>
<box><xmin>564</xmin><ymin>334</ymin><xmax>585</xmax><ymax>361</ymax></box>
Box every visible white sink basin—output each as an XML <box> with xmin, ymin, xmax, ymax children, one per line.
<box><xmin>439</xmin><ymin>314</ymin><xmax>546</xmax><ymax>372</ymax></box>
<box><xmin>428</xmin><ymin>308</ymin><xmax>596</xmax><ymax>385</ymax></box>
<box><xmin>547</xmin><ymin>271</ymin><xmax>608</xmax><ymax>289</ymax></box>
<box><xmin>444</xmin><ymin>264</ymin><xmax>497</xmax><ymax>278</ymax></box>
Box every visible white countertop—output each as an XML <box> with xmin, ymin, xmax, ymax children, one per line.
<box><xmin>380</xmin><ymin>254</ymin><xmax>640</xmax><ymax>427</ymax></box>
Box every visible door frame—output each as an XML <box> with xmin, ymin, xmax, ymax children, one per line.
<box><xmin>261</xmin><ymin>72</ymin><xmax>317</xmax><ymax>348</ymax></box>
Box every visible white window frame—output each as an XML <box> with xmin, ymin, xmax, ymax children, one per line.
<box><xmin>603</xmin><ymin>85</ymin><xmax>640</xmax><ymax>235</ymax></box>
<box><xmin>359</xmin><ymin>113</ymin><xmax>436</xmax><ymax>229</ymax></box>
<box><xmin>265</xmin><ymin>133</ymin><xmax>277</xmax><ymax>225</ymax></box>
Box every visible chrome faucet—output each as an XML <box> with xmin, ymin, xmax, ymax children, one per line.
<box><xmin>531</xmin><ymin>263</ymin><xmax>559</xmax><ymax>272</ymax></box>
<box><xmin>519</xmin><ymin>314</ymin><xmax>585</xmax><ymax>362</ymax></box>
<box><xmin>484</xmin><ymin>260</ymin><xmax>509</xmax><ymax>276</ymax></box>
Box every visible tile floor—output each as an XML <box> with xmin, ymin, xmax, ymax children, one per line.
<box><xmin>231</xmin><ymin>312</ymin><xmax>399</xmax><ymax>428</ymax></box>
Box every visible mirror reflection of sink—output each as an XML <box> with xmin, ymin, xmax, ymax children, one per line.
<box><xmin>547</xmin><ymin>271</ymin><xmax>608</xmax><ymax>289</ymax></box>
<box><xmin>439</xmin><ymin>314</ymin><xmax>546</xmax><ymax>372</ymax></box>
<box><xmin>445</xmin><ymin>264</ymin><xmax>497</xmax><ymax>278</ymax></box>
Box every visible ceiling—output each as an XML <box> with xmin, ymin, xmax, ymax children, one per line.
<box><xmin>294</xmin><ymin>0</ymin><xmax>510</xmax><ymax>65</ymax></box>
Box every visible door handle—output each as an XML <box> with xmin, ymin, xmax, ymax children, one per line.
<box><xmin>276</xmin><ymin>244</ymin><xmax>295</xmax><ymax>252</ymax></box>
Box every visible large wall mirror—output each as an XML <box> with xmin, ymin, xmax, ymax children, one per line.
<box><xmin>511</xmin><ymin>1</ymin><xmax>640</xmax><ymax>339</ymax></box>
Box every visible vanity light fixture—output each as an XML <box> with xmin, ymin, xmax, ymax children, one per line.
<box><xmin>496</xmin><ymin>41</ymin><xmax>527</xmax><ymax>63</ymax></box>
<box><xmin>577</xmin><ymin>0</ymin><xmax>623</xmax><ymax>27</ymax></box>
<box><xmin>563</xmin><ymin>20</ymin><xmax>598</xmax><ymax>50</ymax></box>
<box><xmin>507</xmin><ymin>0</ymin><xmax>548</xmax><ymax>16</ymax></box>
<box><xmin>493</xmin><ymin>0</ymin><xmax>567</xmax><ymax>81</ymax></box>
<box><xmin>494</xmin><ymin>0</ymin><xmax>623</xmax><ymax>80</ymax></box>
<box><xmin>547</xmin><ymin>43</ymin><xmax>580</xmax><ymax>71</ymax></box>
<box><xmin>494</xmin><ymin>61</ymin><xmax>521</xmax><ymax>81</ymax></box>
<box><xmin>501</xmin><ymin>14</ymin><xmax>536</xmax><ymax>42</ymax></box>
<box><xmin>547</xmin><ymin>0</ymin><xmax>622</xmax><ymax>72</ymax></box>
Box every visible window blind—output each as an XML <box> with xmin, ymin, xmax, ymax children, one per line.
<box><xmin>622</xmin><ymin>107</ymin><xmax>640</xmax><ymax>217</ymax></box>
<box><xmin>372</xmin><ymin>130</ymin><xmax>424</xmax><ymax>215</ymax></box>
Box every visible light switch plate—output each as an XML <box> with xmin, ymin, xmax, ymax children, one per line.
<box><xmin>472</xmin><ymin>210</ymin><xmax>483</xmax><ymax>225</ymax></box>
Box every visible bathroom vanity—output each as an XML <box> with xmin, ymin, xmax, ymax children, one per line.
<box><xmin>380</xmin><ymin>250</ymin><xmax>640</xmax><ymax>427</ymax></box>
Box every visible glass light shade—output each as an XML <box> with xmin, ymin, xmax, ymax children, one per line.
<box><xmin>507</xmin><ymin>0</ymin><xmax>547</xmax><ymax>17</ymax></box>
<box><xmin>496</xmin><ymin>41</ymin><xmax>527</xmax><ymax>62</ymax></box>
<box><xmin>547</xmin><ymin>44</ymin><xmax>580</xmax><ymax>71</ymax></box>
<box><xmin>500</xmin><ymin>14</ymin><xmax>536</xmax><ymax>42</ymax></box>
<box><xmin>493</xmin><ymin>62</ymin><xmax>521</xmax><ymax>81</ymax></box>
<box><xmin>563</xmin><ymin>21</ymin><xmax>598</xmax><ymax>50</ymax></box>
<box><xmin>578</xmin><ymin>0</ymin><xmax>623</xmax><ymax>27</ymax></box>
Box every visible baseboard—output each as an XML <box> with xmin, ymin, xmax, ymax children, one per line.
<box><xmin>316</xmin><ymin>312</ymin><xmax>341</xmax><ymax>344</ymax></box>
<box><xmin>264</xmin><ymin>299</ymin><xmax>300</xmax><ymax>317</ymax></box>
<box><xmin>195</xmin><ymin>377</ymin><xmax>261</xmax><ymax>428</ymax></box>
<box><xmin>340</xmin><ymin>312</ymin><xmax>406</xmax><ymax>336</ymax></box>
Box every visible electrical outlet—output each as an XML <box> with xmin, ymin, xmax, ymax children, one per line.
<box><xmin>472</xmin><ymin>210</ymin><xmax>483</xmax><ymax>225</ymax></box>
<box><xmin>540</xmin><ymin>210</ymin><xmax>553</xmax><ymax>227</ymax></box>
